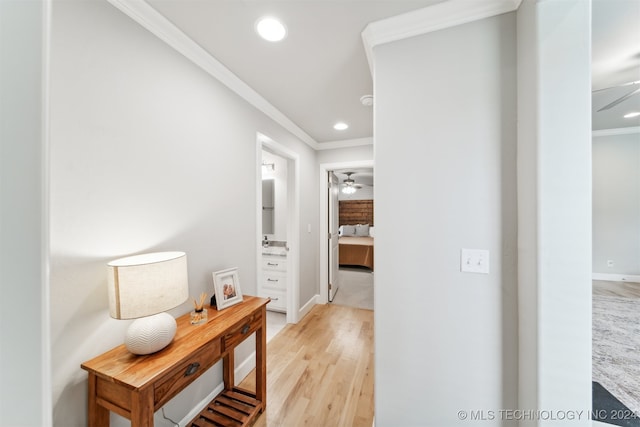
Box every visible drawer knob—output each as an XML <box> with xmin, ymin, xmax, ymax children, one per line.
<box><xmin>184</xmin><ymin>362</ymin><xmax>200</xmax><ymax>377</ymax></box>
<box><xmin>267</xmin><ymin>278</ymin><xmax>279</xmax><ymax>282</ymax></box>
<box><xmin>241</xmin><ymin>324</ymin><xmax>250</xmax><ymax>335</ymax></box>
<box><xmin>270</xmin><ymin>297</ymin><xmax>279</xmax><ymax>301</ymax></box>
<box><xmin>267</xmin><ymin>262</ymin><xmax>278</xmax><ymax>266</ymax></box>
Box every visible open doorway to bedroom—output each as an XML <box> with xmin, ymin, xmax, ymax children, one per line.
<box><xmin>320</xmin><ymin>161</ymin><xmax>374</xmax><ymax>311</ymax></box>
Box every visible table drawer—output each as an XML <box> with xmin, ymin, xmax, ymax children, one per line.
<box><xmin>262</xmin><ymin>257</ymin><xmax>286</xmax><ymax>272</ymax></box>
<box><xmin>154</xmin><ymin>339</ymin><xmax>221</xmax><ymax>408</ymax></box>
<box><xmin>223</xmin><ymin>311</ymin><xmax>262</xmax><ymax>351</ymax></box>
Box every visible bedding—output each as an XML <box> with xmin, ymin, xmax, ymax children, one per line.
<box><xmin>339</xmin><ymin>235</ymin><xmax>374</xmax><ymax>270</ymax></box>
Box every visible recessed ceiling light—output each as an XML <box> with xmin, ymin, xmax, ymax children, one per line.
<box><xmin>256</xmin><ymin>17</ymin><xmax>287</xmax><ymax>42</ymax></box>
<box><xmin>333</xmin><ymin>122</ymin><xmax>349</xmax><ymax>131</ymax></box>
<box><xmin>624</xmin><ymin>112</ymin><xmax>640</xmax><ymax>118</ymax></box>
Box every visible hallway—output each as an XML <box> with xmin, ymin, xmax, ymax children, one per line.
<box><xmin>239</xmin><ymin>304</ymin><xmax>374</xmax><ymax>426</ymax></box>
<box><xmin>332</xmin><ymin>267</ymin><xmax>374</xmax><ymax>311</ymax></box>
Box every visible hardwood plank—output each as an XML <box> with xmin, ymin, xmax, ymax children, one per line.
<box><xmin>239</xmin><ymin>304</ymin><xmax>374</xmax><ymax>427</ymax></box>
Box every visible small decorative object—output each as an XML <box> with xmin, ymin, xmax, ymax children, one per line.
<box><xmin>190</xmin><ymin>292</ymin><xmax>208</xmax><ymax>325</ymax></box>
<box><xmin>211</xmin><ymin>267</ymin><xmax>243</xmax><ymax>310</ymax></box>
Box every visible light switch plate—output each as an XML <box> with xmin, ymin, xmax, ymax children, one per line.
<box><xmin>461</xmin><ymin>249</ymin><xmax>490</xmax><ymax>274</ymax></box>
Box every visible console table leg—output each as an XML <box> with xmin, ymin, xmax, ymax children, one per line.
<box><xmin>87</xmin><ymin>374</ymin><xmax>109</xmax><ymax>427</ymax></box>
<box><xmin>131</xmin><ymin>388</ymin><xmax>154</xmax><ymax>427</ymax></box>
<box><xmin>223</xmin><ymin>351</ymin><xmax>235</xmax><ymax>389</ymax></box>
<box><xmin>256</xmin><ymin>307</ymin><xmax>267</xmax><ymax>411</ymax></box>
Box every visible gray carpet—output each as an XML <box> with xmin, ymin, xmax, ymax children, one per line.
<box><xmin>331</xmin><ymin>267</ymin><xmax>374</xmax><ymax>310</ymax></box>
<box><xmin>593</xmin><ymin>294</ymin><xmax>640</xmax><ymax>415</ymax></box>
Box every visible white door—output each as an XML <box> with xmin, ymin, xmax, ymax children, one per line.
<box><xmin>328</xmin><ymin>172</ymin><xmax>340</xmax><ymax>302</ymax></box>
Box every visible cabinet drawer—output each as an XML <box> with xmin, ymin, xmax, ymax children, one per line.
<box><xmin>262</xmin><ymin>257</ymin><xmax>286</xmax><ymax>272</ymax></box>
<box><xmin>154</xmin><ymin>339</ymin><xmax>221</xmax><ymax>408</ymax></box>
<box><xmin>262</xmin><ymin>271</ymin><xmax>286</xmax><ymax>291</ymax></box>
<box><xmin>260</xmin><ymin>288</ymin><xmax>286</xmax><ymax>312</ymax></box>
<box><xmin>223</xmin><ymin>311</ymin><xmax>262</xmax><ymax>351</ymax></box>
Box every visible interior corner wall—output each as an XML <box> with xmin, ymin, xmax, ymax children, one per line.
<box><xmin>0</xmin><ymin>1</ymin><xmax>51</xmax><ymax>425</ymax></box>
<box><xmin>48</xmin><ymin>1</ymin><xmax>318</xmax><ymax>425</ymax></box>
<box><xmin>592</xmin><ymin>131</ymin><xmax>640</xmax><ymax>275</ymax></box>
<box><xmin>373</xmin><ymin>13</ymin><xmax>518</xmax><ymax>426</ymax></box>
<box><xmin>517</xmin><ymin>0</ymin><xmax>592</xmax><ymax>423</ymax></box>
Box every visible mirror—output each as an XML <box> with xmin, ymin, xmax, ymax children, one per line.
<box><xmin>262</xmin><ymin>179</ymin><xmax>274</xmax><ymax>235</ymax></box>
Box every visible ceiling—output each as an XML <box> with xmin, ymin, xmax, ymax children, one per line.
<box><xmin>592</xmin><ymin>0</ymin><xmax>640</xmax><ymax>130</ymax></box>
<box><xmin>144</xmin><ymin>0</ymin><xmax>639</xmax><ymax>143</ymax></box>
<box><xmin>146</xmin><ymin>0</ymin><xmax>443</xmax><ymax>143</ymax></box>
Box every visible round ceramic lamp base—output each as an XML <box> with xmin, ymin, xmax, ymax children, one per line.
<box><xmin>125</xmin><ymin>312</ymin><xmax>177</xmax><ymax>355</ymax></box>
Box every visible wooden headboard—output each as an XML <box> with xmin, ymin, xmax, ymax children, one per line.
<box><xmin>339</xmin><ymin>200</ymin><xmax>374</xmax><ymax>226</ymax></box>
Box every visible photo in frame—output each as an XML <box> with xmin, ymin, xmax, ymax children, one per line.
<box><xmin>211</xmin><ymin>267</ymin><xmax>243</xmax><ymax>310</ymax></box>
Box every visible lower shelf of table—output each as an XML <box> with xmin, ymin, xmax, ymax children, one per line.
<box><xmin>189</xmin><ymin>388</ymin><xmax>263</xmax><ymax>427</ymax></box>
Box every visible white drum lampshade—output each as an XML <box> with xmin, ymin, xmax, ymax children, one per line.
<box><xmin>107</xmin><ymin>251</ymin><xmax>189</xmax><ymax>355</ymax></box>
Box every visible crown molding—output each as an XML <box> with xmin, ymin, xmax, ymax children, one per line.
<box><xmin>106</xmin><ymin>0</ymin><xmax>319</xmax><ymax>150</ymax></box>
<box><xmin>315</xmin><ymin>137</ymin><xmax>373</xmax><ymax>151</ymax></box>
<box><xmin>362</xmin><ymin>0</ymin><xmax>523</xmax><ymax>74</ymax></box>
<box><xmin>592</xmin><ymin>126</ymin><xmax>640</xmax><ymax>137</ymax></box>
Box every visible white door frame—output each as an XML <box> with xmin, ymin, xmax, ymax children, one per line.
<box><xmin>256</xmin><ymin>132</ymin><xmax>300</xmax><ymax>323</ymax></box>
<box><xmin>319</xmin><ymin>160</ymin><xmax>374</xmax><ymax>304</ymax></box>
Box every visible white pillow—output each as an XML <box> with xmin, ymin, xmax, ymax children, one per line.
<box><xmin>355</xmin><ymin>224</ymin><xmax>370</xmax><ymax>236</ymax></box>
<box><xmin>369</xmin><ymin>226</ymin><xmax>375</xmax><ymax>237</ymax></box>
<box><xmin>341</xmin><ymin>225</ymin><xmax>356</xmax><ymax>236</ymax></box>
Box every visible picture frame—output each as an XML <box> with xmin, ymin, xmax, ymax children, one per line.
<box><xmin>211</xmin><ymin>267</ymin><xmax>243</xmax><ymax>310</ymax></box>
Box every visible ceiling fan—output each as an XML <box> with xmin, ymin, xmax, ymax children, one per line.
<box><xmin>593</xmin><ymin>80</ymin><xmax>640</xmax><ymax>112</ymax></box>
<box><xmin>341</xmin><ymin>172</ymin><xmax>363</xmax><ymax>194</ymax></box>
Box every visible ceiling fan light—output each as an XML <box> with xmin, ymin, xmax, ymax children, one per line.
<box><xmin>342</xmin><ymin>186</ymin><xmax>356</xmax><ymax>194</ymax></box>
<box><xmin>623</xmin><ymin>112</ymin><xmax>640</xmax><ymax>118</ymax></box>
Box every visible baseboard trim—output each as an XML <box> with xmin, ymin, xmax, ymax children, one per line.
<box><xmin>593</xmin><ymin>273</ymin><xmax>640</xmax><ymax>283</ymax></box>
<box><xmin>235</xmin><ymin>350</ymin><xmax>256</xmax><ymax>386</ymax></box>
<box><xmin>179</xmin><ymin>382</ymin><xmax>224</xmax><ymax>426</ymax></box>
<box><xmin>298</xmin><ymin>294</ymin><xmax>319</xmax><ymax>321</ymax></box>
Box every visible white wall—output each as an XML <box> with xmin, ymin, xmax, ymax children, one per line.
<box><xmin>593</xmin><ymin>131</ymin><xmax>640</xmax><ymax>275</ymax></box>
<box><xmin>517</xmin><ymin>0</ymin><xmax>592</xmax><ymax>423</ymax></box>
<box><xmin>316</xmin><ymin>144</ymin><xmax>373</xmax><ymax>164</ymax></box>
<box><xmin>374</xmin><ymin>13</ymin><xmax>518</xmax><ymax>426</ymax></box>
<box><xmin>0</xmin><ymin>1</ymin><xmax>51</xmax><ymax>425</ymax></box>
<box><xmin>49</xmin><ymin>1</ymin><xmax>318</xmax><ymax>425</ymax></box>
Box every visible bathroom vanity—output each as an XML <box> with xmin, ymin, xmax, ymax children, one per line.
<box><xmin>259</xmin><ymin>245</ymin><xmax>287</xmax><ymax>313</ymax></box>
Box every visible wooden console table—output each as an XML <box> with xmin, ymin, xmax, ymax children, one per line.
<box><xmin>81</xmin><ymin>295</ymin><xmax>269</xmax><ymax>427</ymax></box>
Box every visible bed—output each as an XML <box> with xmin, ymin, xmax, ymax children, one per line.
<box><xmin>338</xmin><ymin>224</ymin><xmax>374</xmax><ymax>270</ymax></box>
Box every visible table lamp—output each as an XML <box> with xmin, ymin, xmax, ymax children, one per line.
<box><xmin>107</xmin><ymin>251</ymin><xmax>189</xmax><ymax>355</ymax></box>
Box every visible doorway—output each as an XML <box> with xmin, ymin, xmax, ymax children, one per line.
<box><xmin>256</xmin><ymin>133</ymin><xmax>300</xmax><ymax>324</ymax></box>
<box><xmin>319</xmin><ymin>160</ymin><xmax>374</xmax><ymax>306</ymax></box>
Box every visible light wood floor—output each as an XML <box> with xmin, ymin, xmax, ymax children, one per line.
<box><xmin>593</xmin><ymin>280</ymin><xmax>640</xmax><ymax>298</ymax></box>
<box><xmin>238</xmin><ymin>304</ymin><xmax>374</xmax><ymax>427</ymax></box>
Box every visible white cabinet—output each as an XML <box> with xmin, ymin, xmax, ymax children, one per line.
<box><xmin>260</xmin><ymin>254</ymin><xmax>287</xmax><ymax>312</ymax></box>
